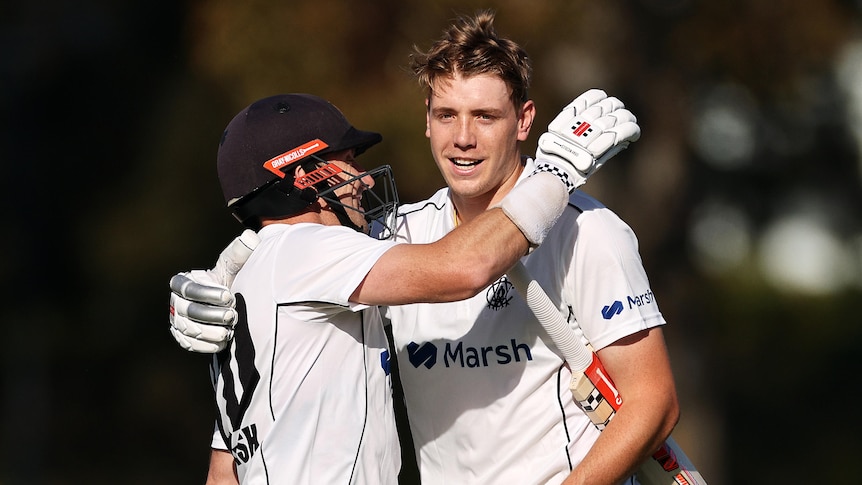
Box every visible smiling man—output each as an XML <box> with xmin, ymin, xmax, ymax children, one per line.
<box><xmin>423</xmin><ymin>71</ymin><xmax>533</xmax><ymax>221</ymax></box>
<box><xmin>381</xmin><ymin>11</ymin><xmax>679</xmax><ymax>485</ymax></box>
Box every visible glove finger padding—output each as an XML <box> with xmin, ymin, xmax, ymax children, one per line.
<box><xmin>558</xmin><ymin>88</ymin><xmax>609</xmax><ymax>115</ymax></box>
<box><xmin>169</xmin><ymin>269</ymin><xmax>242</xmax><ymax>354</ymax></box>
<box><xmin>585</xmin><ymin>107</ymin><xmax>639</xmax><ymax>141</ymax></box>
<box><xmin>170</xmin><ymin>326</ymin><xmax>231</xmax><ymax>353</ymax></box>
<box><xmin>171</xmin><ymin>272</ymin><xmax>235</xmax><ymax>306</ymax></box>
<box><xmin>535</xmin><ymin>90</ymin><xmax>641</xmax><ymax>191</ymax></box>
<box><xmin>170</xmin><ymin>292</ymin><xmax>236</xmax><ymax>353</ymax></box>
<box><xmin>169</xmin><ymin>308</ymin><xmax>234</xmax><ymax>343</ymax></box>
<box><xmin>581</xmin><ymin>123</ymin><xmax>638</xmax><ymax>157</ymax></box>
<box><xmin>568</xmin><ymin>97</ymin><xmax>626</xmax><ymax>123</ymax></box>
<box><xmin>170</xmin><ymin>291</ymin><xmax>237</xmax><ymax>327</ymax></box>
<box><xmin>548</xmin><ymin>101</ymin><xmax>639</xmax><ymax>154</ymax></box>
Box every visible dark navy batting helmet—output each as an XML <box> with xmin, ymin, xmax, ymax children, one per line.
<box><xmin>216</xmin><ymin>94</ymin><xmax>397</xmax><ymax>234</ymax></box>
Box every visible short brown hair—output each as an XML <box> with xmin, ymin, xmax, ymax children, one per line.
<box><xmin>410</xmin><ymin>10</ymin><xmax>532</xmax><ymax>107</ymax></box>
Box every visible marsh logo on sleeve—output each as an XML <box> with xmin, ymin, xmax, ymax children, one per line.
<box><xmin>601</xmin><ymin>288</ymin><xmax>658</xmax><ymax>320</ymax></box>
<box><xmin>601</xmin><ymin>300</ymin><xmax>624</xmax><ymax>320</ymax></box>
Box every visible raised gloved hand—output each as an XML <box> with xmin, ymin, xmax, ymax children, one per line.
<box><xmin>169</xmin><ymin>229</ymin><xmax>260</xmax><ymax>352</ymax></box>
<box><xmin>535</xmin><ymin>89</ymin><xmax>641</xmax><ymax>193</ymax></box>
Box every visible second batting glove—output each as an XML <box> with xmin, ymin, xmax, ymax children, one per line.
<box><xmin>169</xmin><ymin>229</ymin><xmax>260</xmax><ymax>353</ymax></box>
<box><xmin>535</xmin><ymin>89</ymin><xmax>641</xmax><ymax>192</ymax></box>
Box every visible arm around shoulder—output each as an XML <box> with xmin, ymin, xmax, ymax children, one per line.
<box><xmin>352</xmin><ymin>172</ymin><xmax>569</xmax><ymax>306</ymax></box>
<box><xmin>352</xmin><ymin>207</ymin><xmax>528</xmax><ymax>305</ymax></box>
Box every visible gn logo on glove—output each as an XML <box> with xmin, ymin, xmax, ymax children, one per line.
<box><xmin>572</xmin><ymin>121</ymin><xmax>593</xmax><ymax>137</ymax></box>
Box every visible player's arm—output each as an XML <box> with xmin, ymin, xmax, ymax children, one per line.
<box><xmin>562</xmin><ymin>327</ymin><xmax>679</xmax><ymax>485</ymax></box>
<box><xmin>353</xmin><ymin>204</ymin><xmax>535</xmax><ymax>306</ymax></box>
<box><xmin>205</xmin><ymin>448</ymin><xmax>238</xmax><ymax>485</ymax></box>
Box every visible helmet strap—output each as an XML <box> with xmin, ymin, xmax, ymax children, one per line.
<box><xmin>327</xmin><ymin>201</ymin><xmax>364</xmax><ymax>233</ymax></box>
<box><xmin>230</xmin><ymin>177</ymin><xmax>317</xmax><ymax>229</ymax></box>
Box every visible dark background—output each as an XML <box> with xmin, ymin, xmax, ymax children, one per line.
<box><xmin>3</xmin><ymin>0</ymin><xmax>861</xmax><ymax>483</ymax></box>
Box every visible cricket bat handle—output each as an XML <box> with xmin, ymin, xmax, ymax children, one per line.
<box><xmin>507</xmin><ymin>262</ymin><xmax>592</xmax><ymax>369</ymax></box>
<box><xmin>507</xmin><ymin>261</ymin><xmax>707</xmax><ymax>485</ymax></box>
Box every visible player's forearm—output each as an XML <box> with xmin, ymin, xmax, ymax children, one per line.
<box><xmin>397</xmin><ymin>206</ymin><xmax>531</xmax><ymax>299</ymax></box>
<box><xmin>563</xmin><ymin>328</ymin><xmax>680</xmax><ymax>485</ymax></box>
<box><xmin>206</xmin><ymin>448</ymin><xmax>238</xmax><ymax>485</ymax></box>
<box><xmin>443</xmin><ymin>206</ymin><xmax>533</xmax><ymax>283</ymax></box>
<box><xmin>562</xmin><ymin>390</ymin><xmax>679</xmax><ymax>485</ymax></box>
<box><xmin>354</xmin><ymin>207</ymin><xmax>529</xmax><ymax>305</ymax></box>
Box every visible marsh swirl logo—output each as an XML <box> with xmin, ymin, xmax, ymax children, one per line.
<box><xmin>407</xmin><ymin>342</ymin><xmax>437</xmax><ymax>369</ymax></box>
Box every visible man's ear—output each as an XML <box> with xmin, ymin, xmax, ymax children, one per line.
<box><xmin>517</xmin><ymin>99</ymin><xmax>536</xmax><ymax>142</ymax></box>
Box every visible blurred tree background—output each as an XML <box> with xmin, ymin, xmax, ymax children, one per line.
<box><xmin>2</xmin><ymin>0</ymin><xmax>861</xmax><ymax>483</ymax></box>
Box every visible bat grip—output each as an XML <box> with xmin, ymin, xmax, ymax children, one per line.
<box><xmin>508</xmin><ymin>261</ymin><xmax>593</xmax><ymax>371</ymax></box>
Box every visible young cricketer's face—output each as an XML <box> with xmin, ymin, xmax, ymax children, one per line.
<box><xmin>425</xmin><ymin>72</ymin><xmax>535</xmax><ymax>219</ymax></box>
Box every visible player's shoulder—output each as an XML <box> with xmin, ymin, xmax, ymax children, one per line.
<box><xmin>562</xmin><ymin>190</ymin><xmax>638</xmax><ymax>242</ymax></box>
<box><xmin>566</xmin><ymin>190</ymin><xmax>607</xmax><ymax>214</ymax></box>
<box><xmin>397</xmin><ymin>187</ymin><xmax>450</xmax><ymax>216</ymax></box>
<box><xmin>259</xmin><ymin>223</ymin><xmax>378</xmax><ymax>256</ymax></box>
<box><xmin>392</xmin><ymin>188</ymin><xmax>452</xmax><ymax>243</ymax></box>
<box><xmin>259</xmin><ymin>221</ymin><xmax>358</xmax><ymax>240</ymax></box>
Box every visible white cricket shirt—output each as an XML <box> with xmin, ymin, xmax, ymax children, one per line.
<box><xmin>211</xmin><ymin>223</ymin><xmax>402</xmax><ymax>484</ymax></box>
<box><xmin>386</xmin><ymin>161</ymin><xmax>663</xmax><ymax>484</ymax></box>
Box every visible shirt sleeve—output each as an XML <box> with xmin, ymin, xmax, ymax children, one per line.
<box><xmin>567</xmin><ymin>208</ymin><xmax>666</xmax><ymax>351</ymax></box>
<box><xmin>210</xmin><ymin>423</ymin><xmax>227</xmax><ymax>450</ymax></box>
<box><xmin>268</xmin><ymin>224</ymin><xmax>402</xmax><ymax>310</ymax></box>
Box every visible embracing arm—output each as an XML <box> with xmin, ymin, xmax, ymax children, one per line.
<box><xmin>353</xmin><ymin>205</ymin><xmax>531</xmax><ymax>305</ymax></box>
<box><xmin>562</xmin><ymin>327</ymin><xmax>679</xmax><ymax>485</ymax></box>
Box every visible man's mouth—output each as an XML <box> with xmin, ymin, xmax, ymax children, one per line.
<box><xmin>451</xmin><ymin>158</ymin><xmax>482</xmax><ymax>167</ymax></box>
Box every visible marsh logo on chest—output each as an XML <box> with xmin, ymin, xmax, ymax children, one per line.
<box><xmin>406</xmin><ymin>338</ymin><xmax>533</xmax><ymax>370</ymax></box>
<box><xmin>486</xmin><ymin>276</ymin><xmax>514</xmax><ymax>310</ymax></box>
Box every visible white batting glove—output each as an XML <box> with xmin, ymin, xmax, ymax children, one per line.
<box><xmin>169</xmin><ymin>229</ymin><xmax>260</xmax><ymax>353</ymax></box>
<box><xmin>535</xmin><ymin>89</ymin><xmax>641</xmax><ymax>192</ymax></box>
